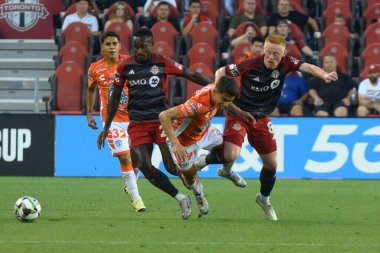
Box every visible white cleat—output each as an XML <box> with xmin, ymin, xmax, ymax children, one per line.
<box><xmin>179</xmin><ymin>196</ymin><xmax>192</xmax><ymax>220</ymax></box>
<box><xmin>193</xmin><ymin>154</ymin><xmax>207</xmax><ymax>171</ymax></box>
<box><xmin>217</xmin><ymin>168</ymin><xmax>247</xmax><ymax>188</ymax></box>
<box><xmin>194</xmin><ymin>183</ymin><xmax>208</xmax><ymax>217</ymax></box>
<box><xmin>255</xmin><ymin>193</ymin><xmax>277</xmax><ymax>221</ymax></box>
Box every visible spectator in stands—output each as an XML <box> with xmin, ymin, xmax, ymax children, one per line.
<box><xmin>268</xmin><ymin>0</ymin><xmax>320</xmax><ymax>38</ymax></box>
<box><xmin>271</xmin><ymin>71</ymin><xmax>309</xmax><ymax>116</ymax></box>
<box><xmin>227</xmin><ymin>0</ymin><xmax>267</xmax><ymax>37</ymax></box>
<box><xmin>308</xmin><ymin>55</ymin><xmax>356</xmax><ymax>117</ymax></box>
<box><xmin>334</xmin><ymin>14</ymin><xmax>359</xmax><ymax>40</ymax></box>
<box><xmin>230</xmin><ymin>23</ymin><xmax>258</xmax><ymax>48</ymax></box>
<box><xmin>239</xmin><ymin>36</ymin><xmax>264</xmax><ymax>59</ymax></box>
<box><xmin>104</xmin><ymin>1</ymin><xmax>133</xmax><ymax>32</ymax></box>
<box><xmin>145</xmin><ymin>1</ymin><xmax>180</xmax><ymax>31</ymax></box>
<box><xmin>180</xmin><ymin>0</ymin><xmax>211</xmax><ymax>36</ymax></box>
<box><xmin>62</xmin><ymin>0</ymin><xmax>99</xmax><ymax>33</ymax></box>
<box><xmin>357</xmin><ymin>64</ymin><xmax>380</xmax><ymax>116</ymax></box>
<box><xmin>144</xmin><ymin>0</ymin><xmax>177</xmax><ymax>15</ymax></box>
<box><xmin>89</xmin><ymin>0</ymin><xmax>114</xmax><ymax>17</ymax></box>
<box><xmin>275</xmin><ymin>19</ymin><xmax>313</xmax><ymax>57</ymax></box>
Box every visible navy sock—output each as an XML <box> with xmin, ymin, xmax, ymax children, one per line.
<box><xmin>205</xmin><ymin>149</ymin><xmax>228</xmax><ymax>164</ymax></box>
<box><xmin>259</xmin><ymin>168</ymin><xmax>276</xmax><ymax>197</ymax></box>
<box><xmin>143</xmin><ymin>166</ymin><xmax>179</xmax><ymax>198</ymax></box>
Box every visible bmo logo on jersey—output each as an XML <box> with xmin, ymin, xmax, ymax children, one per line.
<box><xmin>0</xmin><ymin>128</ymin><xmax>31</xmax><ymax>162</ymax></box>
<box><xmin>129</xmin><ymin>76</ymin><xmax>160</xmax><ymax>87</ymax></box>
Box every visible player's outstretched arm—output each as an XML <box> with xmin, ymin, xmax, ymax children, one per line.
<box><xmin>181</xmin><ymin>69</ymin><xmax>213</xmax><ymax>86</ymax></box>
<box><xmin>86</xmin><ymin>85</ymin><xmax>98</xmax><ymax>130</ymax></box>
<box><xmin>159</xmin><ymin>108</ymin><xmax>187</xmax><ymax>163</ymax></box>
<box><xmin>299</xmin><ymin>62</ymin><xmax>338</xmax><ymax>83</ymax></box>
<box><xmin>215</xmin><ymin>67</ymin><xmax>226</xmax><ymax>83</ymax></box>
<box><xmin>97</xmin><ymin>84</ymin><xmax>122</xmax><ymax>149</ymax></box>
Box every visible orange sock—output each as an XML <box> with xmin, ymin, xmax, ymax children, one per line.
<box><xmin>121</xmin><ymin>163</ymin><xmax>133</xmax><ymax>172</ymax></box>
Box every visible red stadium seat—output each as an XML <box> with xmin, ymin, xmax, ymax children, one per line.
<box><xmin>288</xmin><ymin>22</ymin><xmax>304</xmax><ymax>39</ymax></box>
<box><xmin>286</xmin><ymin>42</ymin><xmax>302</xmax><ymax>59</ymax></box>
<box><xmin>105</xmin><ymin>21</ymin><xmax>132</xmax><ymax>54</ymax></box>
<box><xmin>51</xmin><ymin>61</ymin><xmax>85</xmax><ymax>114</ymax></box>
<box><xmin>366</xmin><ymin>0</ymin><xmax>380</xmax><ymax>10</ymax></box>
<box><xmin>231</xmin><ymin>42</ymin><xmax>252</xmax><ymax>61</ymax></box>
<box><xmin>188</xmin><ymin>22</ymin><xmax>218</xmax><ymax>49</ymax></box>
<box><xmin>361</xmin><ymin>43</ymin><xmax>380</xmax><ymax>70</ymax></box>
<box><xmin>322</xmin><ymin>24</ymin><xmax>350</xmax><ymax>50</ymax></box>
<box><xmin>364</xmin><ymin>3</ymin><xmax>380</xmax><ymax>27</ymax></box>
<box><xmin>62</xmin><ymin>22</ymin><xmax>92</xmax><ymax>52</ymax></box>
<box><xmin>151</xmin><ymin>21</ymin><xmax>179</xmax><ymax>52</ymax></box>
<box><xmin>186</xmin><ymin>63</ymin><xmax>214</xmax><ymax>99</ymax></box>
<box><xmin>363</xmin><ymin>22</ymin><xmax>380</xmax><ymax>47</ymax></box>
<box><xmin>56</xmin><ymin>41</ymin><xmax>89</xmax><ymax>70</ymax></box>
<box><xmin>323</xmin><ymin>2</ymin><xmax>351</xmax><ymax>27</ymax></box>
<box><xmin>320</xmin><ymin>42</ymin><xmax>348</xmax><ymax>73</ymax></box>
<box><xmin>200</xmin><ymin>1</ymin><xmax>219</xmax><ymax>27</ymax></box>
<box><xmin>234</xmin><ymin>21</ymin><xmax>262</xmax><ymax>37</ymax></box>
<box><xmin>152</xmin><ymin>41</ymin><xmax>175</xmax><ymax>59</ymax></box>
<box><xmin>201</xmin><ymin>0</ymin><xmax>220</xmax><ymax>12</ymax></box>
<box><xmin>187</xmin><ymin>42</ymin><xmax>216</xmax><ymax>71</ymax></box>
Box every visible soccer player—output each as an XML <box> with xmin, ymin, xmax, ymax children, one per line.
<box><xmin>159</xmin><ymin>76</ymin><xmax>247</xmax><ymax>216</ymax></box>
<box><xmin>98</xmin><ymin>28</ymin><xmax>213</xmax><ymax>220</ymax></box>
<box><xmin>194</xmin><ymin>34</ymin><xmax>338</xmax><ymax>221</ymax></box>
<box><xmin>86</xmin><ymin>31</ymin><xmax>145</xmax><ymax>212</ymax></box>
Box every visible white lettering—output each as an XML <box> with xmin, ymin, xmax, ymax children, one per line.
<box><xmin>0</xmin><ymin>128</ymin><xmax>32</xmax><ymax>162</ymax></box>
<box><xmin>352</xmin><ymin>126</ymin><xmax>380</xmax><ymax>173</ymax></box>
<box><xmin>17</xmin><ymin>129</ymin><xmax>31</xmax><ymax>162</ymax></box>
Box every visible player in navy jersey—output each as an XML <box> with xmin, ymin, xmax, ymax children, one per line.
<box><xmin>98</xmin><ymin>28</ymin><xmax>213</xmax><ymax>220</ymax></box>
<box><xmin>194</xmin><ymin>34</ymin><xmax>338</xmax><ymax>221</ymax></box>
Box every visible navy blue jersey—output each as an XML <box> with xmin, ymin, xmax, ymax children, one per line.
<box><xmin>115</xmin><ymin>53</ymin><xmax>185</xmax><ymax>122</ymax></box>
<box><xmin>226</xmin><ymin>54</ymin><xmax>303</xmax><ymax>117</ymax></box>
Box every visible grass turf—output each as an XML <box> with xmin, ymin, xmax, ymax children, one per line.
<box><xmin>0</xmin><ymin>177</ymin><xmax>379</xmax><ymax>253</ymax></box>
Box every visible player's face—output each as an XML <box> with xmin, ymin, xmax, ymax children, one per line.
<box><xmin>133</xmin><ymin>37</ymin><xmax>153</xmax><ymax>62</ymax></box>
<box><xmin>102</xmin><ymin>36</ymin><xmax>121</xmax><ymax>59</ymax></box>
<box><xmin>263</xmin><ymin>42</ymin><xmax>286</xmax><ymax>69</ymax></box>
<box><xmin>213</xmin><ymin>91</ymin><xmax>235</xmax><ymax>110</ymax></box>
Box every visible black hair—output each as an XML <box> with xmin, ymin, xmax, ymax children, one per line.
<box><xmin>189</xmin><ymin>0</ymin><xmax>201</xmax><ymax>6</ymax></box>
<box><xmin>134</xmin><ymin>27</ymin><xmax>153</xmax><ymax>39</ymax></box>
<box><xmin>251</xmin><ymin>36</ymin><xmax>264</xmax><ymax>44</ymax></box>
<box><xmin>157</xmin><ymin>1</ymin><xmax>170</xmax><ymax>8</ymax></box>
<box><xmin>100</xmin><ymin>31</ymin><xmax>120</xmax><ymax>44</ymax></box>
<box><xmin>216</xmin><ymin>76</ymin><xmax>239</xmax><ymax>97</ymax></box>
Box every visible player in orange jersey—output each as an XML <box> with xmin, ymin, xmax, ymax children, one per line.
<box><xmin>159</xmin><ymin>76</ymin><xmax>249</xmax><ymax>216</ymax></box>
<box><xmin>86</xmin><ymin>31</ymin><xmax>145</xmax><ymax>212</ymax></box>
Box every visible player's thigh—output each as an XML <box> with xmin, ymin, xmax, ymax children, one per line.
<box><xmin>223</xmin><ymin>115</ymin><xmax>248</xmax><ymax>148</ymax></box>
<box><xmin>249</xmin><ymin>117</ymin><xmax>277</xmax><ymax>155</ymax></box>
<box><xmin>259</xmin><ymin>151</ymin><xmax>277</xmax><ymax>171</ymax></box>
<box><xmin>104</xmin><ymin>122</ymin><xmax>130</xmax><ymax>157</ymax></box>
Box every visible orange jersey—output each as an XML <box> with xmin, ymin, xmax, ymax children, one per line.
<box><xmin>88</xmin><ymin>54</ymin><xmax>129</xmax><ymax>122</ymax></box>
<box><xmin>173</xmin><ymin>84</ymin><xmax>217</xmax><ymax>146</ymax></box>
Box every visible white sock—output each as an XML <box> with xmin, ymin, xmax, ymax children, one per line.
<box><xmin>174</xmin><ymin>192</ymin><xmax>186</xmax><ymax>202</ymax></box>
<box><xmin>222</xmin><ymin>162</ymin><xmax>234</xmax><ymax>174</ymax></box>
<box><xmin>133</xmin><ymin>167</ymin><xmax>140</xmax><ymax>181</ymax></box>
<box><xmin>191</xmin><ymin>180</ymin><xmax>202</xmax><ymax>195</ymax></box>
<box><xmin>122</xmin><ymin>171</ymin><xmax>141</xmax><ymax>201</ymax></box>
<box><xmin>260</xmin><ymin>193</ymin><xmax>270</xmax><ymax>205</ymax></box>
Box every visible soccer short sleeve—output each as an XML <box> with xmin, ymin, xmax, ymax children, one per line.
<box><xmin>177</xmin><ymin>97</ymin><xmax>208</xmax><ymax>118</ymax></box>
<box><xmin>115</xmin><ymin>61</ymin><xmax>127</xmax><ymax>87</ymax></box>
<box><xmin>164</xmin><ymin>57</ymin><xmax>186</xmax><ymax>76</ymax></box>
<box><xmin>87</xmin><ymin>64</ymin><xmax>96</xmax><ymax>88</ymax></box>
<box><xmin>284</xmin><ymin>55</ymin><xmax>303</xmax><ymax>73</ymax></box>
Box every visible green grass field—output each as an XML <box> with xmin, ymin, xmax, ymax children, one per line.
<box><xmin>0</xmin><ymin>177</ymin><xmax>379</xmax><ymax>253</ymax></box>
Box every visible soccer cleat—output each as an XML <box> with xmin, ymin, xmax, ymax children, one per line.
<box><xmin>194</xmin><ymin>183</ymin><xmax>208</xmax><ymax>217</ymax></box>
<box><xmin>179</xmin><ymin>174</ymin><xmax>192</xmax><ymax>190</ymax></box>
<box><xmin>124</xmin><ymin>186</ymin><xmax>146</xmax><ymax>212</ymax></box>
<box><xmin>255</xmin><ymin>193</ymin><xmax>277</xmax><ymax>221</ymax></box>
<box><xmin>179</xmin><ymin>196</ymin><xmax>192</xmax><ymax>220</ymax></box>
<box><xmin>193</xmin><ymin>154</ymin><xmax>207</xmax><ymax>171</ymax></box>
<box><xmin>217</xmin><ymin>168</ymin><xmax>247</xmax><ymax>188</ymax></box>
<box><xmin>131</xmin><ymin>199</ymin><xmax>146</xmax><ymax>212</ymax></box>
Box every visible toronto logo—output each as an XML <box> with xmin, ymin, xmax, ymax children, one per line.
<box><xmin>0</xmin><ymin>0</ymin><xmax>49</xmax><ymax>32</ymax></box>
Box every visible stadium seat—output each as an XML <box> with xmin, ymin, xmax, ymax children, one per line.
<box><xmin>200</xmin><ymin>1</ymin><xmax>220</xmax><ymax>28</ymax></box>
<box><xmin>151</xmin><ymin>21</ymin><xmax>180</xmax><ymax>55</ymax></box>
<box><xmin>186</xmin><ymin>22</ymin><xmax>219</xmax><ymax>50</ymax></box>
<box><xmin>60</xmin><ymin>22</ymin><xmax>93</xmax><ymax>52</ymax></box>
<box><xmin>186</xmin><ymin>42</ymin><xmax>217</xmax><ymax>72</ymax></box>
<box><xmin>105</xmin><ymin>21</ymin><xmax>132</xmax><ymax>54</ymax></box>
<box><xmin>231</xmin><ymin>42</ymin><xmax>252</xmax><ymax>62</ymax></box>
<box><xmin>186</xmin><ymin>63</ymin><xmax>214</xmax><ymax>99</ymax></box>
<box><xmin>322</xmin><ymin>24</ymin><xmax>351</xmax><ymax>51</ymax></box>
<box><xmin>365</xmin><ymin>0</ymin><xmax>380</xmax><ymax>10</ymax></box>
<box><xmin>288</xmin><ymin>22</ymin><xmax>304</xmax><ymax>39</ymax></box>
<box><xmin>201</xmin><ymin>0</ymin><xmax>221</xmax><ymax>12</ymax></box>
<box><xmin>363</xmin><ymin>3</ymin><xmax>380</xmax><ymax>27</ymax></box>
<box><xmin>234</xmin><ymin>21</ymin><xmax>262</xmax><ymax>37</ymax></box>
<box><xmin>358</xmin><ymin>43</ymin><xmax>380</xmax><ymax>75</ymax></box>
<box><xmin>319</xmin><ymin>42</ymin><xmax>349</xmax><ymax>74</ymax></box>
<box><xmin>286</xmin><ymin>42</ymin><xmax>302</xmax><ymax>59</ymax></box>
<box><xmin>51</xmin><ymin>61</ymin><xmax>86</xmax><ymax>114</ymax></box>
<box><xmin>323</xmin><ymin>2</ymin><xmax>351</xmax><ymax>27</ymax></box>
<box><xmin>362</xmin><ymin>22</ymin><xmax>380</xmax><ymax>49</ymax></box>
<box><xmin>152</xmin><ymin>41</ymin><xmax>176</xmax><ymax>59</ymax></box>
<box><xmin>55</xmin><ymin>41</ymin><xmax>90</xmax><ymax>71</ymax></box>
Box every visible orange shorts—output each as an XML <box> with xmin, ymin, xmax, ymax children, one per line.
<box><xmin>128</xmin><ymin>121</ymin><xmax>166</xmax><ymax>148</ymax></box>
<box><xmin>223</xmin><ymin>114</ymin><xmax>277</xmax><ymax>154</ymax></box>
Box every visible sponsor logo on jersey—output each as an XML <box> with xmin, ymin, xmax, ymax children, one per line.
<box><xmin>129</xmin><ymin>78</ymin><xmax>147</xmax><ymax>86</ymax></box>
<box><xmin>128</xmin><ymin>69</ymin><xmax>135</xmax><ymax>75</ymax></box>
<box><xmin>149</xmin><ymin>76</ymin><xmax>160</xmax><ymax>87</ymax></box>
<box><xmin>0</xmin><ymin>0</ymin><xmax>49</xmax><ymax>32</ymax></box>
<box><xmin>190</xmin><ymin>103</ymin><xmax>198</xmax><ymax>114</ymax></box>
<box><xmin>270</xmin><ymin>79</ymin><xmax>281</xmax><ymax>89</ymax></box>
<box><xmin>150</xmin><ymin>65</ymin><xmax>159</xmax><ymax>75</ymax></box>
<box><xmin>253</xmin><ymin>76</ymin><xmax>260</xmax><ymax>82</ymax></box>
<box><xmin>271</xmin><ymin>70</ymin><xmax>280</xmax><ymax>78</ymax></box>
